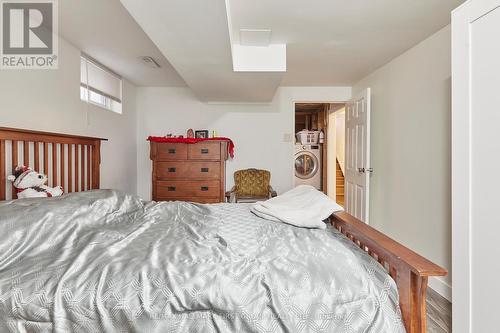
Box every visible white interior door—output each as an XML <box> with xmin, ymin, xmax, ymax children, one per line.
<box><xmin>344</xmin><ymin>88</ymin><xmax>371</xmax><ymax>223</ymax></box>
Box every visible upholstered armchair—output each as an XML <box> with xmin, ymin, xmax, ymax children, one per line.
<box><xmin>225</xmin><ymin>168</ymin><xmax>277</xmax><ymax>203</ymax></box>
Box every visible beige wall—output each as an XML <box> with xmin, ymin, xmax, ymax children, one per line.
<box><xmin>0</xmin><ymin>37</ymin><xmax>138</xmax><ymax>194</ymax></box>
<box><xmin>353</xmin><ymin>25</ymin><xmax>452</xmax><ymax>298</ymax></box>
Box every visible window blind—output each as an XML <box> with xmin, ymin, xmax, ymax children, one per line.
<box><xmin>80</xmin><ymin>54</ymin><xmax>122</xmax><ymax>103</ymax></box>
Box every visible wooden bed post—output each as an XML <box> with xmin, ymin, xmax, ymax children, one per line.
<box><xmin>331</xmin><ymin>211</ymin><xmax>446</xmax><ymax>333</ymax></box>
<box><xmin>92</xmin><ymin>139</ymin><xmax>101</xmax><ymax>190</ymax></box>
<box><xmin>411</xmin><ymin>273</ymin><xmax>429</xmax><ymax>332</ymax></box>
<box><xmin>0</xmin><ymin>140</ymin><xmax>5</xmax><ymax>201</ymax></box>
<box><xmin>398</xmin><ymin>270</ymin><xmax>429</xmax><ymax>332</ymax></box>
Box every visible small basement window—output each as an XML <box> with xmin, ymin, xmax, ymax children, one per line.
<box><xmin>80</xmin><ymin>54</ymin><xmax>122</xmax><ymax>114</ymax></box>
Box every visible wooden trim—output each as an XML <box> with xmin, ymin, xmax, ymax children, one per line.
<box><xmin>0</xmin><ymin>127</ymin><xmax>106</xmax><ymax>200</ymax></box>
<box><xmin>0</xmin><ymin>140</ymin><xmax>5</xmax><ymax>201</ymax></box>
<box><xmin>331</xmin><ymin>211</ymin><xmax>447</xmax><ymax>333</ymax></box>
<box><xmin>75</xmin><ymin>145</ymin><xmax>79</xmax><ymax>192</ymax></box>
<box><xmin>68</xmin><ymin>144</ymin><xmax>73</xmax><ymax>192</ymax></box>
<box><xmin>52</xmin><ymin>143</ymin><xmax>57</xmax><ymax>187</ymax></box>
<box><xmin>23</xmin><ymin>141</ymin><xmax>29</xmax><ymax>165</ymax></box>
<box><xmin>43</xmin><ymin>142</ymin><xmax>48</xmax><ymax>175</ymax></box>
<box><xmin>80</xmin><ymin>145</ymin><xmax>85</xmax><ymax>191</ymax></box>
<box><xmin>86</xmin><ymin>145</ymin><xmax>91</xmax><ymax>190</ymax></box>
<box><xmin>91</xmin><ymin>140</ymin><xmax>101</xmax><ymax>190</ymax></box>
<box><xmin>60</xmin><ymin>143</ymin><xmax>65</xmax><ymax>190</ymax></box>
<box><xmin>34</xmin><ymin>142</ymin><xmax>40</xmax><ymax>171</ymax></box>
<box><xmin>219</xmin><ymin>142</ymin><xmax>225</xmax><ymax>200</ymax></box>
<box><xmin>0</xmin><ymin>127</ymin><xmax>107</xmax><ymax>143</ymax></box>
<box><xmin>12</xmin><ymin>140</ymin><xmax>18</xmax><ymax>199</ymax></box>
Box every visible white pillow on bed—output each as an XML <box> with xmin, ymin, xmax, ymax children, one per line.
<box><xmin>251</xmin><ymin>185</ymin><xmax>344</xmax><ymax>229</ymax></box>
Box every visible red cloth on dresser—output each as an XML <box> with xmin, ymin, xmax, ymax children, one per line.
<box><xmin>147</xmin><ymin>136</ymin><xmax>235</xmax><ymax>158</ymax></box>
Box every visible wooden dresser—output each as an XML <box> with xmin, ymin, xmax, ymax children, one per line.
<box><xmin>150</xmin><ymin>140</ymin><xmax>228</xmax><ymax>203</ymax></box>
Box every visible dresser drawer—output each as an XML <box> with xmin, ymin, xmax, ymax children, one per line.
<box><xmin>156</xmin><ymin>161</ymin><xmax>221</xmax><ymax>179</ymax></box>
<box><xmin>188</xmin><ymin>142</ymin><xmax>221</xmax><ymax>160</ymax></box>
<box><xmin>156</xmin><ymin>180</ymin><xmax>220</xmax><ymax>198</ymax></box>
<box><xmin>156</xmin><ymin>143</ymin><xmax>188</xmax><ymax>160</ymax></box>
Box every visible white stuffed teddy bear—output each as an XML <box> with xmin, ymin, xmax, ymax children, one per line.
<box><xmin>7</xmin><ymin>166</ymin><xmax>63</xmax><ymax>199</ymax></box>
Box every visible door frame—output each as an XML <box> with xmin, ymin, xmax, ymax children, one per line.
<box><xmin>292</xmin><ymin>101</ymin><xmax>346</xmax><ymax>198</ymax></box>
<box><xmin>326</xmin><ymin>104</ymin><xmax>347</xmax><ymax>203</ymax></box>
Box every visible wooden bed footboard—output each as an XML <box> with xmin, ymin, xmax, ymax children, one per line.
<box><xmin>331</xmin><ymin>211</ymin><xmax>447</xmax><ymax>333</ymax></box>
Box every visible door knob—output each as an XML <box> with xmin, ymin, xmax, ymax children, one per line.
<box><xmin>358</xmin><ymin>167</ymin><xmax>365</xmax><ymax>173</ymax></box>
<box><xmin>366</xmin><ymin>168</ymin><xmax>374</xmax><ymax>173</ymax></box>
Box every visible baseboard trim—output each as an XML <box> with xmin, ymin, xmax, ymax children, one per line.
<box><xmin>429</xmin><ymin>276</ymin><xmax>452</xmax><ymax>302</ymax></box>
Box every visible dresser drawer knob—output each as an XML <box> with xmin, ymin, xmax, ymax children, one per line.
<box><xmin>168</xmin><ymin>167</ymin><xmax>176</xmax><ymax>172</ymax></box>
<box><xmin>200</xmin><ymin>186</ymin><xmax>209</xmax><ymax>191</ymax></box>
<box><xmin>167</xmin><ymin>186</ymin><xmax>176</xmax><ymax>191</ymax></box>
<box><xmin>200</xmin><ymin>167</ymin><xmax>209</xmax><ymax>173</ymax></box>
<box><xmin>201</xmin><ymin>148</ymin><xmax>209</xmax><ymax>154</ymax></box>
<box><xmin>168</xmin><ymin>148</ymin><xmax>176</xmax><ymax>154</ymax></box>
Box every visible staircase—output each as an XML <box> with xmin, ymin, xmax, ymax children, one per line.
<box><xmin>336</xmin><ymin>159</ymin><xmax>345</xmax><ymax>207</ymax></box>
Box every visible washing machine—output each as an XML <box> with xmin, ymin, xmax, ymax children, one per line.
<box><xmin>294</xmin><ymin>144</ymin><xmax>322</xmax><ymax>190</ymax></box>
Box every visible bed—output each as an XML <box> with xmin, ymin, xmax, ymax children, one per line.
<box><xmin>0</xmin><ymin>127</ymin><xmax>446</xmax><ymax>333</ymax></box>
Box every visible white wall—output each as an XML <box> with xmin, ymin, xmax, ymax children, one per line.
<box><xmin>353</xmin><ymin>25</ymin><xmax>452</xmax><ymax>298</ymax></box>
<box><xmin>135</xmin><ymin>86</ymin><xmax>351</xmax><ymax>200</ymax></box>
<box><xmin>0</xmin><ymin>37</ymin><xmax>138</xmax><ymax>194</ymax></box>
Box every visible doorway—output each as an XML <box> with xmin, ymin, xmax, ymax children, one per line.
<box><xmin>293</xmin><ymin>103</ymin><xmax>346</xmax><ymax>207</ymax></box>
<box><xmin>328</xmin><ymin>105</ymin><xmax>346</xmax><ymax>207</ymax></box>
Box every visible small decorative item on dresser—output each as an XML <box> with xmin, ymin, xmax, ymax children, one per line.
<box><xmin>195</xmin><ymin>130</ymin><xmax>209</xmax><ymax>139</ymax></box>
<box><xmin>187</xmin><ymin>129</ymin><xmax>194</xmax><ymax>138</ymax></box>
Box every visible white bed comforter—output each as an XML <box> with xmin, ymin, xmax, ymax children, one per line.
<box><xmin>251</xmin><ymin>185</ymin><xmax>344</xmax><ymax>229</ymax></box>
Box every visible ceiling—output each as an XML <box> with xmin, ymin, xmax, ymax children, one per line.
<box><xmin>58</xmin><ymin>0</ymin><xmax>464</xmax><ymax>99</ymax></box>
<box><xmin>229</xmin><ymin>0</ymin><xmax>464</xmax><ymax>86</ymax></box>
<box><xmin>58</xmin><ymin>0</ymin><xmax>186</xmax><ymax>87</ymax></box>
<box><xmin>120</xmin><ymin>0</ymin><xmax>284</xmax><ymax>103</ymax></box>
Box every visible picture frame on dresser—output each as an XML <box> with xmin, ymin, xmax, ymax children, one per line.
<box><xmin>194</xmin><ymin>130</ymin><xmax>209</xmax><ymax>139</ymax></box>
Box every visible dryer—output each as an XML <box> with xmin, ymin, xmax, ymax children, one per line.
<box><xmin>294</xmin><ymin>144</ymin><xmax>322</xmax><ymax>190</ymax></box>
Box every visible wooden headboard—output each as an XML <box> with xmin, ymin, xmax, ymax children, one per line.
<box><xmin>0</xmin><ymin>127</ymin><xmax>107</xmax><ymax>200</ymax></box>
